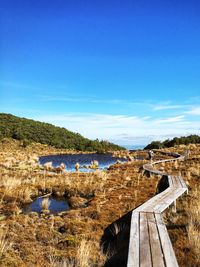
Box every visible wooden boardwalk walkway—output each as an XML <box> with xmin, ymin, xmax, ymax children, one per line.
<box><xmin>127</xmin><ymin>152</ymin><xmax>188</xmax><ymax>267</ymax></box>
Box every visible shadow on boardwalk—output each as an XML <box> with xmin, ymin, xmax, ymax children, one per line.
<box><xmin>101</xmin><ymin>175</ymin><xmax>169</xmax><ymax>267</ymax></box>
<box><xmin>101</xmin><ymin>210</ymin><xmax>132</xmax><ymax>267</ymax></box>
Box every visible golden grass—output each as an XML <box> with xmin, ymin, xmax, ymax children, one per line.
<box><xmin>0</xmin><ymin>228</ymin><xmax>12</xmax><ymax>260</ymax></box>
<box><xmin>40</xmin><ymin>198</ymin><xmax>51</xmax><ymax>211</ymax></box>
<box><xmin>188</xmin><ymin>166</ymin><xmax>200</xmax><ymax>176</ymax></box>
<box><xmin>1</xmin><ymin>139</ymin><xmax>200</xmax><ymax>267</ymax></box>
<box><xmin>77</xmin><ymin>239</ymin><xmax>95</xmax><ymax>267</ymax></box>
<box><xmin>1</xmin><ymin>176</ymin><xmax>21</xmax><ymax>193</ymax></box>
<box><xmin>186</xmin><ymin>185</ymin><xmax>200</xmax><ymax>264</ymax></box>
<box><xmin>49</xmin><ymin>239</ymin><xmax>106</xmax><ymax>267</ymax></box>
<box><xmin>158</xmin><ymin>148</ymin><xmax>200</xmax><ymax>267</ymax></box>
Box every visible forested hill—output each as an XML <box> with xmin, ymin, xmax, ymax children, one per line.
<box><xmin>0</xmin><ymin>113</ymin><xmax>125</xmax><ymax>151</ymax></box>
<box><xmin>144</xmin><ymin>134</ymin><xmax>200</xmax><ymax>150</ymax></box>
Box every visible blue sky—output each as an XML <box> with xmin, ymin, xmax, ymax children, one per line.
<box><xmin>0</xmin><ymin>0</ymin><xmax>200</xmax><ymax>145</ymax></box>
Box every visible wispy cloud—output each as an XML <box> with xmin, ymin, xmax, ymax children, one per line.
<box><xmin>153</xmin><ymin>104</ymin><xmax>185</xmax><ymax>111</ymax></box>
<box><xmin>185</xmin><ymin>107</ymin><xmax>200</xmax><ymax>115</ymax></box>
<box><xmin>35</xmin><ymin>113</ymin><xmax>150</xmax><ymax>129</ymax></box>
<box><xmin>39</xmin><ymin>95</ymin><xmax>128</xmax><ymax>105</ymax></box>
<box><xmin>2</xmin><ymin>80</ymin><xmax>200</xmax><ymax>145</ymax></box>
<box><xmin>33</xmin><ymin>112</ymin><xmax>199</xmax><ymax>145</ymax></box>
<box><xmin>154</xmin><ymin>115</ymin><xmax>185</xmax><ymax>124</ymax></box>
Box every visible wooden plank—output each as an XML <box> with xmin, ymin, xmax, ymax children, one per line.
<box><xmin>171</xmin><ymin>176</ymin><xmax>180</xmax><ymax>188</ymax></box>
<box><xmin>135</xmin><ymin>188</ymin><xmax>170</xmax><ymax>212</ymax></box>
<box><xmin>127</xmin><ymin>211</ymin><xmax>139</xmax><ymax>267</ymax></box>
<box><xmin>140</xmin><ymin>188</ymin><xmax>176</xmax><ymax>212</ymax></box>
<box><xmin>168</xmin><ymin>175</ymin><xmax>174</xmax><ymax>187</ymax></box>
<box><xmin>177</xmin><ymin>176</ymin><xmax>184</xmax><ymax>188</ymax></box>
<box><xmin>128</xmin><ymin>153</ymin><xmax>187</xmax><ymax>267</ymax></box>
<box><xmin>147</xmin><ymin>213</ymin><xmax>165</xmax><ymax>267</ymax></box>
<box><xmin>170</xmin><ymin>176</ymin><xmax>178</xmax><ymax>188</ymax></box>
<box><xmin>178</xmin><ymin>176</ymin><xmax>187</xmax><ymax>189</ymax></box>
<box><xmin>155</xmin><ymin>213</ymin><xmax>179</xmax><ymax>267</ymax></box>
<box><xmin>169</xmin><ymin>188</ymin><xmax>187</xmax><ymax>199</ymax></box>
<box><xmin>178</xmin><ymin>176</ymin><xmax>188</xmax><ymax>193</ymax></box>
<box><xmin>175</xmin><ymin>176</ymin><xmax>183</xmax><ymax>187</ymax></box>
<box><xmin>140</xmin><ymin>212</ymin><xmax>152</xmax><ymax>267</ymax></box>
<box><xmin>154</xmin><ymin>188</ymin><xmax>187</xmax><ymax>213</ymax></box>
<box><xmin>158</xmin><ymin>188</ymin><xmax>186</xmax><ymax>204</ymax></box>
<box><xmin>148</xmin><ymin>156</ymin><xmax>183</xmax><ymax>171</ymax></box>
<box><xmin>153</xmin><ymin>188</ymin><xmax>184</xmax><ymax>211</ymax></box>
<box><xmin>143</xmin><ymin>164</ymin><xmax>167</xmax><ymax>176</ymax></box>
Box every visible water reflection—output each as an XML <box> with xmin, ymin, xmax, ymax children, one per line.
<box><xmin>39</xmin><ymin>153</ymin><xmax>127</xmax><ymax>172</ymax></box>
<box><xmin>23</xmin><ymin>197</ymin><xmax>70</xmax><ymax>214</ymax></box>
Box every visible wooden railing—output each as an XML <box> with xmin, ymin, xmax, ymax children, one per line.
<box><xmin>127</xmin><ymin>152</ymin><xmax>188</xmax><ymax>267</ymax></box>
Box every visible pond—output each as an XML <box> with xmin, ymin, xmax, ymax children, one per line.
<box><xmin>23</xmin><ymin>197</ymin><xmax>70</xmax><ymax>214</ymax></box>
<box><xmin>39</xmin><ymin>153</ymin><xmax>127</xmax><ymax>172</ymax></box>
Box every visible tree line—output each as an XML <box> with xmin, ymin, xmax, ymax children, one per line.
<box><xmin>144</xmin><ymin>135</ymin><xmax>200</xmax><ymax>150</ymax></box>
<box><xmin>0</xmin><ymin>113</ymin><xmax>125</xmax><ymax>152</ymax></box>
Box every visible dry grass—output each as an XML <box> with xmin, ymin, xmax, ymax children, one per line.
<box><xmin>158</xmin><ymin>146</ymin><xmax>200</xmax><ymax>267</ymax></box>
<box><xmin>0</xmin><ymin>228</ymin><xmax>12</xmax><ymax>260</ymax></box>
<box><xmin>77</xmin><ymin>239</ymin><xmax>96</xmax><ymax>267</ymax></box>
<box><xmin>1</xmin><ymin>139</ymin><xmax>199</xmax><ymax>267</ymax></box>
<box><xmin>187</xmin><ymin>186</ymin><xmax>200</xmax><ymax>264</ymax></box>
<box><xmin>18</xmin><ymin>187</ymin><xmax>33</xmax><ymax>202</ymax></box>
<box><xmin>0</xmin><ymin>140</ymin><xmax>154</xmax><ymax>266</ymax></box>
<box><xmin>49</xmin><ymin>239</ymin><xmax>106</xmax><ymax>267</ymax></box>
<box><xmin>188</xmin><ymin>166</ymin><xmax>200</xmax><ymax>176</ymax></box>
<box><xmin>40</xmin><ymin>198</ymin><xmax>51</xmax><ymax>211</ymax></box>
<box><xmin>1</xmin><ymin>176</ymin><xmax>21</xmax><ymax>194</ymax></box>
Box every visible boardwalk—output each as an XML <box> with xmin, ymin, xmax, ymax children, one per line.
<box><xmin>127</xmin><ymin>152</ymin><xmax>188</xmax><ymax>267</ymax></box>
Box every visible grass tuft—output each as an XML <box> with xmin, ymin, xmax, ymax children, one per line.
<box><xmin>0</xmin><ymin>228</ymin><xmax>12</xmax><ymax>259</ymax></box>
<box><xmin>40</xmin><ymin>198</ymin><xmax>51</xmax><ymax>211</ymax></box>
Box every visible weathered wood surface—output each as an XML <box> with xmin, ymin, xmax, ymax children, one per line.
<box><xmin>128</xmin><ymin>212</ymin><xmax>139</xmax><ymax>267</ymax></box>
<box><xmin>127</xmin><ymin>152</ymin><xmax>188</xmax><ymax>267</ymax></box>
<box><xmin>140</xmin><ymin>212</ymin><xmax>152</xmax><ymax>267</ymax></box>
<box><xmin>155</xmin><ymin>213</ymin><xmax>179</xmax><ymax>267</ymax></box>
<box><xmin>147</xmin><ymin>212</ymin><xmax>165</xmax><ymax>267</ymax></box>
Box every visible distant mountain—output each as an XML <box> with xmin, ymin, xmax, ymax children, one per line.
<box><xmin>0</xmin><ymin>113</ymin><xmax>125</xmax><ymax>152</ymax></box>
<box><xmin>144</xmin><ymin>135</ymin><xmax>200</xmax><ymax>150</ymax></box>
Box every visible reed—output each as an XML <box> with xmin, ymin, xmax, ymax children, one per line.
<box><xmin>40</xmin><ymin>198</ymin><xmax>51</xmax><ymax>211</ymax></box>
<box><xmin>186</xmin><ymin>185</ymin><xmax>200</xmax><ymax>264</ymax></box>
<box><xmin>0</xmin><ymin>228</ymin><xmax>12</xmax><ymax>259</ymax></box>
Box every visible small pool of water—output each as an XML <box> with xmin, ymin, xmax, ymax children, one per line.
<box><xmin>23</xmin><ymin>197</ymin><xmax>70</xmax><ymax>214</ymax></box>
<box><xmin>39</xmin><ymin>153</ymin><xmax>127</xmax><ymax>172</ymax></box>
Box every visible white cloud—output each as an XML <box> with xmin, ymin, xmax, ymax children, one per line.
<box><xmin>153</xmin><ymin>104</ymin><xmax>185</xmax><ymax>111</ymax></box>
<box><xmin>185</xmin><ymin>107</ymin><xmax>200</xmax><ymax>115</ymax></box>
<box><xmin>154</xmin><ymin>115</ymin><xmax>185</xmax><ymax>124</ymax></box>
<box><xmin>34</xmin><ymin>112</ymin><xmax>199</xmax><ymax>145</ymax></box>
<box><xmin>35</xmin><ymin>113</ymin><xmax>149</xmax><ymax>131</ymax></box>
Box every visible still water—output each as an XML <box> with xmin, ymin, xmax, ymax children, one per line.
<box><xmin>23</xmin><ymin>197</ymin><xmax>70</xmax><ymax>214</ymax></box>
<box><xmin>39</xmin><ymin>153</ymin><xmax>127</xmax><ymax>172</ymax></box>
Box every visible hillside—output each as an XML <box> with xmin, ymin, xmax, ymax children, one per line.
<box><xmin>0</xmin><ymin>113</ymin><xmax>125</xmax><ymax>151</ymax></box>
<box><xmin>144</xmin><ymin>134</ymin><xmax>200</xmax><ymax>149</ymax></box>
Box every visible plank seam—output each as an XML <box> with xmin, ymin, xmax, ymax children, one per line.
<box><xmin>127</xmin><ymin>152</ymin><xmax>188</xmax><ymax>267</ymax></box>
<box><xmin>154</xmin><ymin>212</ymin><xmax>167</xmax><ymax>267</ymax></box>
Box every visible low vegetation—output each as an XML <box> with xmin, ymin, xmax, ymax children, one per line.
<box><xmin>0</xmin><ymin>138</ymin><xmax>156</xmax><ymax>266</ymax></box>
<box><xmin>187</xmin><ymin>185</ymin><xmax>200</xmax><ymax>264</ymax></box>
<box><xmin>156</xmin><ymin>144</ymin><xmax>200</xmax><ymax>267</ymax></box>
<box><xmin>0</xmin><ymin>139</ymin><xmax>199</xmax><ymax>266</ymax></box>
<box><xmin>0</xmin><ymin>113</ymin><xmax>125</xmax><ymax>152</ymax></box>
<box><xmin>145</xmin><ymin>134</ymin><xmax>200</xmax><ymax>149</ymax></box>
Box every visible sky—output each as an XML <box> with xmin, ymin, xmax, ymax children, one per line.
<box><xmin>0</xmin><ymin>0</ymin><xmax>200</xmax><ymax>146</ymax></box>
